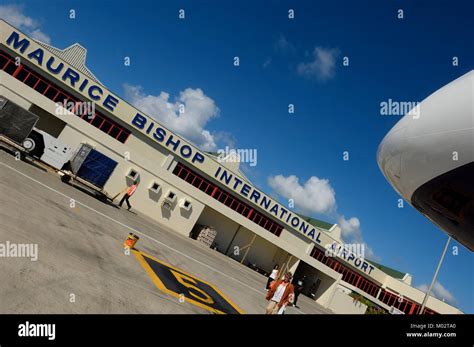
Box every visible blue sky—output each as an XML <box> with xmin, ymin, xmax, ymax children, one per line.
<box><xmin>1</xmin><ymin>0</ymin><xmax>472</xmax><ymax>312</ymax></box>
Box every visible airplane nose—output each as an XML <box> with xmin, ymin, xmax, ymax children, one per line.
<box><xmin>376</xmin><ymin>124</ymin><xmax>407</xmax><ymax>198</ymax></box>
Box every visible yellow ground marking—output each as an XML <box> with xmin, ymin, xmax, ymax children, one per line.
<box><xmin>132</xmin><ymin>249</ymin><xmax>244</xmax><ymax>314</ymax></box>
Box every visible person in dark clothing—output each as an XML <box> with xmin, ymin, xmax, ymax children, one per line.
<box><xmin>293</xmin><ymin>275</ymin><xmax>307</xmax><ymax>307</ymax></box>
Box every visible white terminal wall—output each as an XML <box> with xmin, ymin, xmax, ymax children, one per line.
<box><xmin>0</xmin><ymin>71</ymin><xmax>337</xmax><ymax>275</ymax></box>
<box><xmin>1</xmin><ymin>70</ymin><xmax>345</xmax><ymax>309</ymax></box>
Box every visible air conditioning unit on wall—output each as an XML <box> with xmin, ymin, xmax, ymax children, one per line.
<box><xmin>179</xmin><ymin>198</ymin><xmax>192</xmax><ymax>212</ymax></box>
<box><xmin>149</xmin><ymin>181</ymin><xmax>162</xmax><ymax>194</ymax></box>
<box><xmin>162</xmin><ymin>190</ymin><xmax>177</xmax><ymax>211</ymax></box>
<box><xmin>127</xmin><ymin>168</ymin><xmax>139</xmax><ymax>181</ymax></box>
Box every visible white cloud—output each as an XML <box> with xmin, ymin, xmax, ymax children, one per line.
<box><xmin>0</xmin><ymin>4</ymin><xmax>51</xmax><ymax>44</ymax></box>
<box><xmin>124</xmin><ymin>84</ymin><xmax>220</xmax><ymax>151</ymax></box>
<box><xmin>338</xmin><ymin>215</ymin><xmax>378</xmax><ymax>260</ymax></box>
<box><xmin>364</xmin><ymin>245</ymin><xmax>377</xmax><ymax>260</ymax></box>
<box><xmin>29</xmin><ymin>28</ymin><xmax>51</xmax><ymax>44</ymax></box>
<box><xmin>416</xmin><ymin>281</ymin><xmax>457</xmax><ymax>304</ymax></box>
<box><xmin>267</xmin><ymin>174</ymin><xmax>336</xmax><ymax>214</ymax></box>
<box><xmin>297</xmin><ymin>47</ymin><xmax>338</xmax><ymax>81</ymax></box>
<box><xmin>338</xmin><ymin>216</ymin><xmax>362</xmax><ymax>240</ymax></box>
<box><xmin>213</xmin><ymin>131</ymin><xmax>236</xmax><ymax>149</ymax></box>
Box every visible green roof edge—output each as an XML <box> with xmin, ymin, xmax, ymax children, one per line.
<box><xmin>367</xmin><ymin>259</ymin><xmax>406</xmax><ymax>279</ymax></box>
<box><xmin>297</xmin><ymin>213</ymin><xmax>334</xmax><ymax>230</ymax></box>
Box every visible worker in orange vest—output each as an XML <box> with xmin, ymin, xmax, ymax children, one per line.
<box><xmin>119</xmin><ymin>181</ymin><xmax>138</xmax><ymax>211</ymax></box>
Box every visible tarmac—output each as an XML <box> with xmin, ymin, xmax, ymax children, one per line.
<box><xmin>0</xmin><ymin>149</ymin><xmax>332</xmax><ymax>314</ymax></box>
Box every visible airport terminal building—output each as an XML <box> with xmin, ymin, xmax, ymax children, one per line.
<box><xmin>0</xmin><ymin>20</ymin><xmax>462</xmax><ymax>314</ymax></box>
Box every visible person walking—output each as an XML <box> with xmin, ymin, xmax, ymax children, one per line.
<box><xmin>265</xmin><ymin>272</ymin><xmax>294</xmax><ymax>314</ymax></box>
<box><xmin>293</xmin><ymin>275</ymin><xmax>307</xmax><ymax>307</ymax></box>
<box><xmin>266</xmin><ymin>264</ymin><xmax>279</xmax><ymax>290</ymax></box>
<box><xmin>119</xmin><ymin>181</ymin><xmax>138</xmax><ymax>210</ymax></box>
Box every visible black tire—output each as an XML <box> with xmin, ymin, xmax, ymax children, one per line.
<box><xmin>61</xmin><ymin>174</ymin><xmax>71</xmax><ymax>183</ymax></box>
<box><xmin>23</xmin><ymin>130</ymin><xmax>45</xmax><ymax>158</ymax></box>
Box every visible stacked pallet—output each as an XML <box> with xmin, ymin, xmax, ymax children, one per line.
<box><xmin>196</xmin><ymin>226</ymin><xmax>217</xmax><ymax>248</ymax></box>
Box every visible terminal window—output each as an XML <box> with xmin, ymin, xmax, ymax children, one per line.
<box><xmin>173</xmin><ymin>162</ymin><xmax>283</xmax><ymax>237</ymax></box>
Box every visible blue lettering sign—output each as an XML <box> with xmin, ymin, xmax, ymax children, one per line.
<box><xmin>269</xmin><ymin>203</ymin><xmax>279</xmax><ymax>216</ymax></box>
<box><xmin>192</xmin><ymin>152</ymin><xmax>204</xmax><ymax>164</ymax></box>
<box><xmin>46</xmin><ymin>56</ymin><xmax>64</xmax><ymax>74</ymax></box>
<box><xmin>27</xmin><ymin>48</ymin><xmax>44</xmax><ymax>65</ymax></box>
<box><xmin>250</xmin><ymin>190</ymin><xmax>261</xmax><ymax>204</ymax></box>
<box><xmin>233</xmin><ymin>177</ymin><xmax>243</xmax><ymax>190</ymax></box>
<box><xmin>6</xmin><ymin>31</ymin><xmax>30</xmax><ymax>53</ymax></box>
<box><xmin>88</xmin><ymin>85</ymin><xmax>103</xmax><ymax>100</ymax></box>
<box><xmin>165</xmin><ymin>135</ymin><xmax>180</xmax><ymax>151</ymax></box>
<box><xmin>180</xmin><ymin>144</ymin><xmax>192</xmax><ymax>158</ymax></box>
<box><xmin>291</xmin><ymin>216</ymin><xmax>300</xmax><ymax>227</ymax></box>
<box><xmin>241</xmin><ymin>184</ymin><xmax>251</xmax><ymax>197</ymax></box>
<box><xmin>62</xmin><ymin>68</ymin><xmax>80</xmax><ymax>88</ymax></box>
<box><xmin>153</xmin><ymin>127</ymin><xmax>166</xmax><ymax>142</ymax></box>
<box><xmin>220</xmin><ymin>169</ymin><xmax>232</xmax><ymax>185</ymax></box>
<box><xmin>132</xmin><ymin>113</ymin><xmax>146</xmax><ymax>129</ymax></box>
<box><xmin>103</xmin><ymin>94</ymin><xmax>119</xmax><ymax>112</ymax></box>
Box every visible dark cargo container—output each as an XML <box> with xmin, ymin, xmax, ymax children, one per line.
<box><xmin>70</xmin><ymin>143</ymin><xmax>93</xmax><ymax>175</ymax></box>
<box><xmin>71</xmin><ymin>144</ymin><xmax>118</xmax><ymax>189</ymax></box>
<box><xmin>0</xmin><ymin>95</ymin><xmax>39</xmax><ymax>144</ymax></box>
